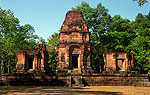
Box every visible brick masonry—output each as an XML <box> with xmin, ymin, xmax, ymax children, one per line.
<box><xmin>103</xmin><ymin>53</ymin><xmax>134</xmax><ymax>72</ymax></box>
<box><xmin>56</xmin><ymin>11</ymin><xmax>93</xmax><ymax>74</ymax></box>
<box><xmin>0</xmin><ymin>11</ymin><xmax>150</xmax><ymax>87</ymax></box>
<box><xmin>1</xmin><ymin>72</ymin><xmax>149</xmax><ymax>86</ymax></box>
<box><xmin>16</xmin><ymin>44</ymin><xmax>49</xmax><ymax>72</ymax></box>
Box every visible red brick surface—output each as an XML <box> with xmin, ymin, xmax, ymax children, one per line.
<box><xmin>103</xmin><ymin>53</ymin><xmax>134</xmax><ymax>72</ymax></box>
<box><xmin>57</xmin><ymin>11</ymin><xmax>93</xmax><ymax>73</ymax></box>
<box><xmin>16</xmin><ymin>44</ymin><xmax>49</xmax><ymax>72</ymax></box>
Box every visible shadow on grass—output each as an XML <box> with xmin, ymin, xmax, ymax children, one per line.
<box><xmin>0</xmin><ymin>86</ymin><xmax>123</xmax><ymax>95</ymax></box>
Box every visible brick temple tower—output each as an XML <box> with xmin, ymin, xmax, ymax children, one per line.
<box><xmin>56</xmin><ymin>11</ymin><xmax>93</xmax><ymax>74</ymax></box>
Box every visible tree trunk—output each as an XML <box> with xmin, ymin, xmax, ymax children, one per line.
<box><xmin>8</xmin><ymin>57</ymin><xmax>10</xmax><ymax>73</ymax></box>
<box><xmin>1</xmin><ymin>56</ymin><xmax>4</xmax><ymax>74</ymax></box>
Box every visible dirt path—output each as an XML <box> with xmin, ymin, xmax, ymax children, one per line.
<box><xmin>0</xmin><ymin>86</ymin><xmax>150</xmax><ymax>95</ymax></box>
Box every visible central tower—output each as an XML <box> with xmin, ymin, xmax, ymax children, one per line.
<box><xmin>56</xmin><ymin>11</ymin><xmax>92</xmax><ymax>74</ymax></box>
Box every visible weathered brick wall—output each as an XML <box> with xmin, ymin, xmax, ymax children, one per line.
<box><xmin>16</xmin><ymin>52</ymin><xmax>25</xmax><ymax>70</ymax></box>
<box><xmin>1</xmin><ymin>73</ymin><xmax>149</xmax><ymax>86</ymax></box>
<box><xmin>16</xmin><ymin>44</ymin><xmax>49</xmax><ymax>72</ymax></box>
<box><xmin>17</xmin><ymin>52</ymin><xmax>25</xmax><ymax>65</ymax></box>
<box><xmin>83</xmin><ymin>75</ymin><xmax>148</xmax><ymax>86</ymax></box>
<box><xmin>103</xmin><ymin>53</ymin><xmax>134</xmax><ymax>72</ymax></box>
<box><xmin>1</xmin><ymin>73</ymin><xmax>67</xmax><ymax>86</ymax></box>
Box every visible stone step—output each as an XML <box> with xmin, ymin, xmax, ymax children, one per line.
<box><xmin>72</xmin><ymin>84</ymin><xmax>84</xmax><ymax>87</ymax></box>
<box><xmin>68</xmin><ymin>75</ymin><xmax>84</xmax><ymax>87</ymax></box>
<box><xmin>139</xmin><ymin>82</ymin><xmax>150</xmax><ymax>87</ymax></box>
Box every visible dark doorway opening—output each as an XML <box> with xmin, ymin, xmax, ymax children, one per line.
<box><xmin>71</xmin><ymin>77</ymin><xmax>76</xmax><ymax>84</ymax></box>
<box><xmin>72</xmin><ymin>55</ymin><xmax>78</xmax><ymax>68</ymax></box>
<box><xmin>28</xmin><ymin>57</ymin><xmax>34</xmax><ymax>69</ymax></box>
<box><xmin>25</xmin><ymin>55</ymin><xmax>34</xmax><ymax>70</ymax></box>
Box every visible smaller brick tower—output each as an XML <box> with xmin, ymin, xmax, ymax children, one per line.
<box><xmin>56</xmin><ymin>11</ymin><xmax>93</xmax><ymax>74</ymax></box>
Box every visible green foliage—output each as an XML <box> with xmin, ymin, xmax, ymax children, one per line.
<box><xmin>126</xmin><ymin>12</ymin><xmax>150</xmax><ymax>73</ymax></box>
<box><xmin>47</xmin><ymin>32</ymin><xmax>59</xmax><ymax>71</ymax></box>
<box><xmin>37</xmin><ymin>37</ymin><xmax>46</xmax><ymax>44</ymax></box>
<box><xmin>133</xmin><ymin>0</ymin><xmax>148</xmax><ymax>6</ymax></box>
<box><xmin>0</xmin><ymin>8</ymin><xmax>38</xmax><ymax>73</ymax></box>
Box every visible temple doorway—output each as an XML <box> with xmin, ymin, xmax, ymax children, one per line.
<box><xmin>69</xmin><ymin>45</ymin><xmax>81</xmax><ymax>70</ymax></box>
<box><xmin>116</xmin><ymin>59</ymin><xmax>125</xmax><ymax>71</ymax></box>
<box><xmin>70</xmin><ymin>54</ymin><xmax>80</xmax><ymax>69</ymax></box>
<box><xmin>72</xmin><ymin>55</ymin><xmax>79</xmax><ymax>68</ymax></box>
<box><xmin>28</xmin><ymin>57</ymin><xmax>34</xmax><ymax>69</ymax></box>
<box><xmin>25</xmin><ymin>55</ymin><xmax>34</xmax><ymax>71</ymax></box>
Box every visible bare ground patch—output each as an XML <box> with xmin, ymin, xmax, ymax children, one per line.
<box><xmin>0</xmin><ymin>86</ymin><xmax>150</xmax><ymax>95</ymax></box>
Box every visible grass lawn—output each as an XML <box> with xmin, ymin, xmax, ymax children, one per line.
<box><xmin>0</xmin><ymin>86</ymin><xmax>150</xmax><ymax>95</ymax></box>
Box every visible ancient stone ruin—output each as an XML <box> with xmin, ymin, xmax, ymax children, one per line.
<box><xmin>56</xmin><ymin>11</ymin><xmax>93</xmax><ymax>74</ymax></box>
<box><xmin>103</xmin><ymin>53</ymin><xmax>134</xmax><ymax>72</ymax></box>
<box><xmin>16</xmin><ymin>44</ymin><xmax>49</xmax><ymax>72</ymax></box>
<box><xmin>1</xmin><ymin>11</ymin><xmax>150</xmax><ymax>87</ymax></box>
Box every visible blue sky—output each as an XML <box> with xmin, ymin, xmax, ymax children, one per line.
<box><xmin>0</xmin><ymin>0</ymin><xmax>150</xmax><ymax>40</ymax></box>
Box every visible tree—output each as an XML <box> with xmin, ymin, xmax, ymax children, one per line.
<box><xmin>127</xmin><ymin>12</ymin><xmax>150</xmax><ymax>74</ymax></box>
<box><xmin>104</xmin><ymin>15</ymin><xmax>136</xmax><ymax>52</ymax></box>
<box><xmin>47</xmin><ymin>32</ymin><xmax>59</xmax><ymax>71</ymax></box>
<box><xmin>133</xmin><ymin>0</ymin><xmax>148</xmax><ymax>6</ymax></box>
<box><xmin>15</xmin><ymin>24</ymin><xmax>38</xmax><ymax>50</ymax></box>
<box><xmin>0</xmin><ymin>8</ymin><xmax>38</xmax><ymax>73</ymax></box>
<box><xmin>37</xmin><ymin>37</ymin><xmax>46</xmax><ymax>45</ymax></box>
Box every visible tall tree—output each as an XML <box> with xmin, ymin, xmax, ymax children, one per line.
<box><xmin>47</xmin><ymin>32</ymin><xmax>59</xmax><ymax>71</ymax></box>
<box><xmin>0</xmin><ymin>8</ymin><xmax>38</xmax><ymax>73</ymax></box>
<box><xmin>105</xmin><ymin>15</ymin><xmax>136</xmax><ymax>52</ymax></box>
<box><xmin>127</xmin><ymin>12</ymin><xmax>150</xmax><ymax>74</ymax></box>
